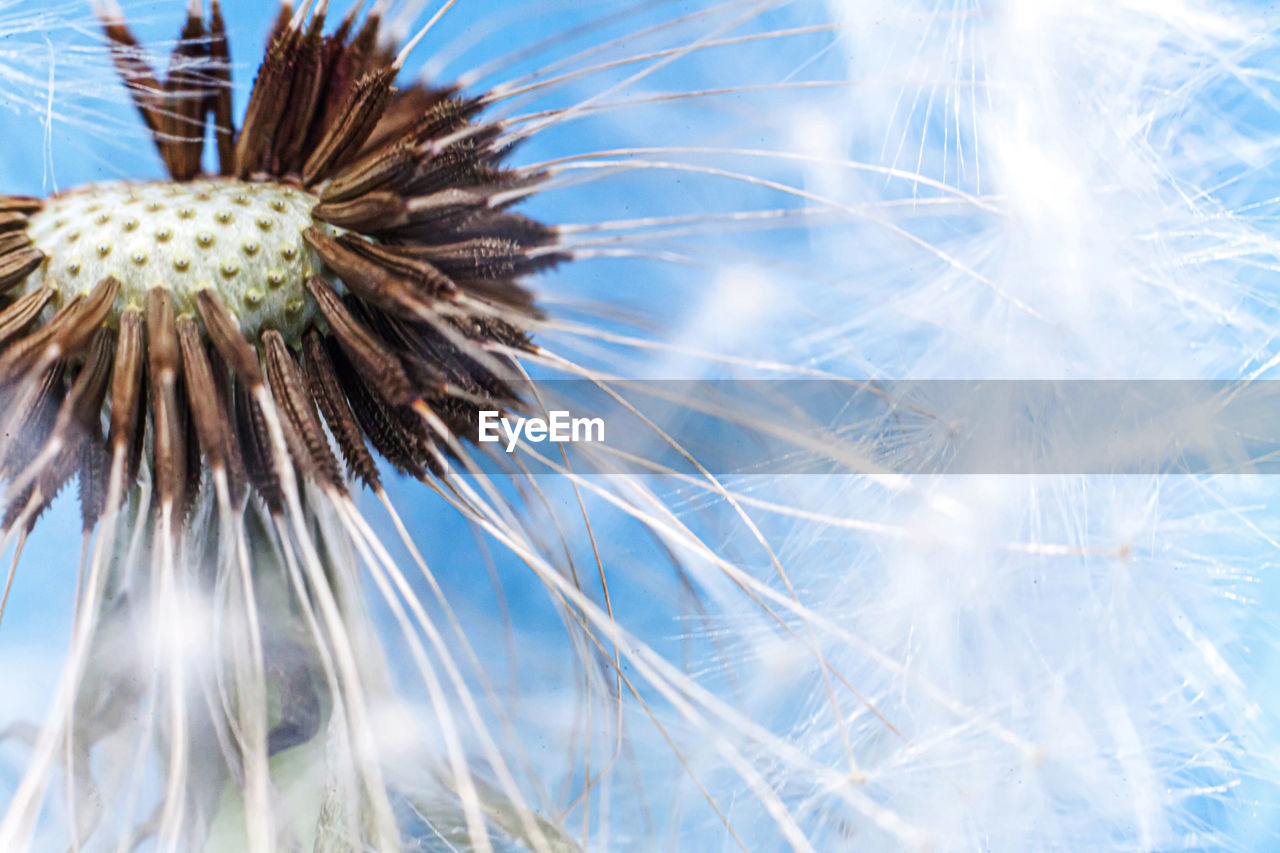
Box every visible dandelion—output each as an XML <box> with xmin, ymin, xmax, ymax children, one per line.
<box><xmin>0</xmin><ymin>0</ymin><xmax>605</xmax><ymax>845</ymax></box>
<box><xmin>1</xmin><ymin>0</ymin><xmax>1279</xmax><ymax>851</ymax></box>
<box><xmin>0</xmin><ymin>1</ymin><xmax>876</xmax><ymax>849</ymax></box>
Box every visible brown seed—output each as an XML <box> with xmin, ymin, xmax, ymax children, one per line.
<box><xmin>303</xmin><ymin>227</ymin><xmax>420</xmax><ymax>314</ymax></box>
<box><xmin>177</xmin><ymin>316</ymin><xmax>232</xmax><ymax>477</ymax></box>
<box><xmin>145</xmin><ymin>289</ymin><xmax>187</xmax><ymax>512</ymax></box>
<box><xmin>320</xmin><ymin>140</ymin><xmax>416</xmax><ymax>203</ymax></box>
<box><xmin>234</xmin><ymin>28</ymin><xmax>299</xmax><ymax>177</ymax></box>
<box><xmin>196</xmin><ymin>289</ymin><xmax>263</xmax><ymax>387</ymax></box>
<box><xmin>262</xmin><ymin>330</ymin><xmax>343</xmax><ymax>490</ymax></box>
<box><xmin>207</xmin><ymin>0</ymin><xmax>236</xmax><ymax>176</ymax></box>
<box><xmin>108</xmin><ymin>308</ymin><xmax>147</xmax><ymax>494</ymax></box>
<box><xmin>13</xmin><ymin>327</ymin><xmax>117</xmax><ymax>528</ymax></box>
<box><xmin>233</xmin><ymin>376</ymin><xmax>281</xmax><ymax>512</ymax></box>
<box><xmin>335</xmin><ymin>238</ymin><xmax>459</xmax><ymax>299</ymax></box>
<box><xmin>328</xmin><ymin>337</ymin><xmax>428</xmax><ymax>479</ymax></box>
<box><xmin>0</xmin><ymin>277</ymin><xmax>119</xmax><ymax>377</ymax></box>
<box><xmin>359</xmin><ymin>87</ymin><xmax>474</xmax><ymax>156</ymax></box>
<box><xmin>0</xmin><ymin>231</ymin><xmax>32</xmax><ymax>258</ymax></box>
<box><xmin>0</xmin><ymin>212</ymin><xmax>31</xmax><ymax>234</ymax></box>
<box><xmin>0</xmin><ymin>287</ymin><xmax>54</xmax><ymax>348</ymax></box>
<box><xmin>0</xmin><ymin>196</ymin><xmax>42</xmax><ymax>215</ymax></box>
<box><xmin>304</xmin><ymin>274</ymin><xmax>412</xmax><ymax>404</ymax></box>
<box><xmin>0</xmin><ymin>364</ymin><xmax>67</xmax><ymax>492</ymax></box>
<box><xmin>77</xmin><ymin>432</ymin><xmax>110</xmax><ymax>530</ymax></box>
<box><xmin>302</xmin><ymin>328</ymin><xmax>380</xmax><ymax>488</ymax></box>
<box><xmin>273</xmin><ymin>22</ymin><xmax>328</xmax><ymax>175</ymax></box>
<box><xmin>159</xmin><ymin>5</ymin><xmax>210</xmax><ymax>181</ymax></box>
<box><xmin>98</xmin><ymin>6</ymin><xmax>166</xmax><ymax>146</ymax></box>
<box><xmin>311</xmin><ymin>191</ymin><xmax>406</xmax><ymax>231</ymax></box>
<box><xmin>21</xmin><ymin>333</ymin><xmax>113</xmax><ymax>528</ymax></box>
<box><xmin>205</xmin><ymin>340</ymin><xmax>248</xmax><ymax>499</ymax></box>
<box><xmin>57</xmin><ymin>327</ymin><xmax>116</xmax><ymax>443</ymax></box>
<box><xmin>302</xmin><ymin>67</ymin><xmax>397</xmax><ymax>185</ymax></box>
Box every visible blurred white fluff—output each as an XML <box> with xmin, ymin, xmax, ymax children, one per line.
<box><xmin>764</xmin><ymin>0</ymin><xmax>1280</xmax><ymax>849</ymax></box>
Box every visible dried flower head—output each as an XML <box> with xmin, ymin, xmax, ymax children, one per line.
<box><xmin>0</xmin><ymin>1</ymin><xmax>589</xmax><ymax>849</ymax></box>
<box><xmin>0</xmin><ymin>0</ymin><xmax>560</xmax><ymax>535</ymax></box>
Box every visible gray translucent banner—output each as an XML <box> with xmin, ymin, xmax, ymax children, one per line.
<box><xmin>458</xmin><ymin>380</ymin><xmax>1280</xmax><ymax>475</ymax></box>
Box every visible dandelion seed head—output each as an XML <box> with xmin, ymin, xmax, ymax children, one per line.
<box><xmin>26</xmin><ymin>179</ymin><xmax>335</xmax><ymax>340</ymax></box>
